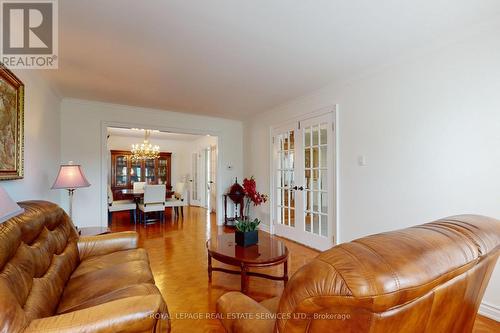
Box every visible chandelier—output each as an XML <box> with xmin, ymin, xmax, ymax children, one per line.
<box><xmin>131</xmin><ymin>130</ymin><xmax>160</xmax><ymax>161</ymax></box>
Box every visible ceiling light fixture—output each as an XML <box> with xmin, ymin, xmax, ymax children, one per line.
<box><xmin>131</xmin><ymin>129</ymin><xmax>160</xmax><ymax>161</ymax></box>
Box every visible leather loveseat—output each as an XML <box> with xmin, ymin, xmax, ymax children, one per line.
<box><xmin>217</xmin><ymin>215</ymin><xmax>500</xmax><ymax>333</ymax></box>
<box><xmin>0</xmin><ymin>201</ymin><xmax>170</xmax><ymax>332</ymax></box>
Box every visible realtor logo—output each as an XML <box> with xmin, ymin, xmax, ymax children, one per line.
<box><xmin>0</xmin><ymin>0</ymin><xmax>58</xmax><ymax>69</ymax></box>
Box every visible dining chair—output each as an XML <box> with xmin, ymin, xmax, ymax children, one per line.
<box><xmin>107</xmin><ymin>186</ymin><xmax>137</xmax><ymax>226</ymax></box>
<box><xmin>165</xmin><ymin>182</ymin><xmax>188</xmax><ymax>217</ymax></box>
<box><xmin>138</xmin><ymin>184</ymin><xmax>166</xmax><ymax>225</ymax></box>
<box><xmin>133</xmin><ymin>181</ymin><xmax>146</xmax><ymax>191</ymax></box>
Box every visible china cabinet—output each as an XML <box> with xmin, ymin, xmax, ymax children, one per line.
<box><xmin>110</xmin><ymin>150</ymin><xmax>171</xmax><ymax>199</ymax></box>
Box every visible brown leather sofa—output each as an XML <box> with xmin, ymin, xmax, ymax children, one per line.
<box><xmin>0</xmin><ymin>201</ymin><xmax>170</xmax><ymax>333</ymax></box>
<box><xmin>217</xmin><ymin>215</ymin><xmax>500</xmax><ymax>333</ymax></box>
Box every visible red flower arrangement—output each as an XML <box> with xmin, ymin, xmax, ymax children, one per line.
<box><xmin>242</xmin><ymin>177</ymin><xmax>268</xmax><ymax>207</ymax></box>
<box><xmin>235</xmin><ymin>177</ymin><xmax>268</xmax><ymax>232</ymax></box>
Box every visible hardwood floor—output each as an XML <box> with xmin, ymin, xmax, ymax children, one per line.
<box><xmin>110</xmin><ymin>207</ymin><xmax>500</xmax><ymax>333</ymax></box>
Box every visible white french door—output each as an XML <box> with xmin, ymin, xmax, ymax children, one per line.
<box><xmin>272</xmin><ymin>110</ymin><xmax>336</xmax><ymax>251</ymax></box>
<box><xmin>191</xmin><ymin>149</ymin><xmax>212</xmax><ymax>208</ymax></box>
<box><xmin>190</xmin><ymin>152</ymin><xmax>202</xmax><ymax>206</ymax></box>
<box><xmin>208</xmin><ymin>145</ymin><xmax>217</xmax><ymax>213</ymax></box>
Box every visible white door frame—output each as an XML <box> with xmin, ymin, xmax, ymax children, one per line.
<box><xmin>100</xmin><ymin>121</ymin><xmax>224</xmax><ymax>226</ymax></box>
<box><xmin>269</xmin><ymin>105</ymin><xmax>339</xmax><ymax>249</ymax></box>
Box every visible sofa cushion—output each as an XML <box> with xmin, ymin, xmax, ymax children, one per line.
<box><xmin>70</xmin><ymin>248</ymin><xmax>149</xmax><ymax>278</ymax></box>
<box><xmin>57</xmin><ymin>251</ymin><xmax>155</xmax><ymax>313</ymax></box>
<box><xmin>57</xmin><ymin>283</ymin><xmax>163</xmax><ymax>314</ymax></box>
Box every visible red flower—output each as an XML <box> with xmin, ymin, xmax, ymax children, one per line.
<box><xmin>242</xmin><ymin>177</ymin><xmax>266</xmax><ymax>206</ymax></box>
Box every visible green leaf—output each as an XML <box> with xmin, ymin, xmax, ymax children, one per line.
<box><xmin>234</xmin><ymin>217</ymin><xmax>261</xmax><ymax>232</ymax></box>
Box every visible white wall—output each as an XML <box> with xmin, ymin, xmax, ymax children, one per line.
<box><xmin>2</xmin><ymin>70</ymin><xmax>61</xmax><ymax>203</ymax></box>
<box><xmin>244</xmin><ymin>25</ymin><xmax>500</xmax><ymax>319</ymax></box>
<box><xmin>60</xmin><ymin>99</ymin><xmax>243</xmax><ymax>227</ymax></box>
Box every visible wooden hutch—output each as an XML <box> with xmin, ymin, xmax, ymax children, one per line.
<box><xmin>110</xmin><ymin>150</ymin><xmax>172</xmax><ymax>199</ymax></box>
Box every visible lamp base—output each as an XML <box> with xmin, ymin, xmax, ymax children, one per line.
<box><xmin>67</xmin><ymin>189</ymin><xmax>75</xmax><ymax>219</ymax></box>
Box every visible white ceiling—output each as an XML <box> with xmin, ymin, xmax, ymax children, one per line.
<box><xmin>40</xmin><ymin>0</ymin><xmax>500</xmax><ymax>119</ymax></box>
<box><xmin>107</xmin><ymin>127</ymin><xmax>204</xmax><ymax>141</ymax></box>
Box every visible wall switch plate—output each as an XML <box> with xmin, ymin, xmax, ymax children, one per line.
<box><xmin>358</xmin><ymin>155</ymin><xmax>367</xmax><ymax>166</ymax></box>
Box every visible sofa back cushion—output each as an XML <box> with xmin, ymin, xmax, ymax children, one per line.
<box><xmin>277</xmin><ymin>215</ymin><xmax>500</xmax><ymax>332</ymax></box>
<box><xmin>0</xmin><ymin>201</ymin><xmax>79</xmax><ymax>332</ymax></box>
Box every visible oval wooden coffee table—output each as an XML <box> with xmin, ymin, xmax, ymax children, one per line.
<box><xmin>206</xmin><ymin>233</ymin><xmax>289</xmax><ymax>294</ymax></box>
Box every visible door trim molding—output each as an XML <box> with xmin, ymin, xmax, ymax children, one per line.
<box><xmin>100</xmin><ymin>121</ymin><xmax>224</xmax><ymax>226</ymax></box>
<box><xmin>268</xmin><ymin>104</ymin><xmax>339</xmax><ymax>248</ymax></box>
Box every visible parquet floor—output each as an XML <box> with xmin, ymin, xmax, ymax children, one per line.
<box><xmin>110</xmin><ymin>206</ymin><xmax>500</xmax><ymax>333</ymax></box>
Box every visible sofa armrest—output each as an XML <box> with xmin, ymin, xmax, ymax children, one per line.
<box><xmin>78</xmin><ymin>231</ymin><xmax>138</xmax><ymax>260</ymax></box>
<box><xmin>25</xmin><ymin>295</ymin><xmax>169</xmax><ymax>333</ymax></box>
<box><xmin>216</xmin><ymin>292</ymin><xmax>276</xmax><ymax>333</ymax></box>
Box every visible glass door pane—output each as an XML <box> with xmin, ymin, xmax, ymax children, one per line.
<box><xmin>115</xmin><ymin>155</ymin><xmax>128</xmax><ymax>187</ymax></box>
<box><xmin>303</xmin><ymin>122</ymin><xmax>329</xmax><ymax>237</ymax></box>
<box><xmin>157</xmin><ymin>157</ymin><xmax>167</xmax><ymax>185</ymax></box>
<box><xmin>145</xmin><ymin>159</ymin><xmax>155</xmax><ymax>184</ymax></box>
<box><xmin>275</xmin><ymin>130</ymin><xmax>295</xmax><ymax>227</ymax></box>
<box><xmin>193</xmin><ymin>153</ymin><xmax>198</xmax><ymax>200</ymax></box>
<box><xmin>130</xmin><ymin>160</ymin><xmax>142</xmax><ymax>184</ymax></box>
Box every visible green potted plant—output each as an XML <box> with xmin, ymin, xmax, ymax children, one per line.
<box><xmin>235</xmin><ymin>177</ymin><xmax>268</xmax><ymax>247</ymax></box>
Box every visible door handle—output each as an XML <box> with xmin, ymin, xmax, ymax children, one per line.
<box><xmin>293</xmin><ymin>186</ymin><xmax>304</xmax><ymax>191</ymax></box>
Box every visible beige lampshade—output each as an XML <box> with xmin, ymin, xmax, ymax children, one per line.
<box><xmin>52</xmin><ymin>162</ymin><xmax>90</xmax><ymax>189</ymax></box>
<box><xmin>0</xmin><ymin>186</ymin><xmax>24</xmax><ymax>223</ymax></box>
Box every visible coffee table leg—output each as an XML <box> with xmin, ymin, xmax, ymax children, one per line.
<box><xmin>208</xmin><ymin>253</ymin><xmax>212</xmax><ymax>282</ymax></box>
<box><xmin>284</xmin><ymin>259</ymin><xmax>289</xmax><ymax>284</ymax></box>
<box><xmin>241</xmin><ymin>263</ymin><xmax>249</xmax><ymax>294</ymax></box>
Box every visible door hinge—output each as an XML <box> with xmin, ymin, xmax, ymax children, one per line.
<box><xmin>332</xmin><ymin>122</ymin><xmax>335</xmax><ymax>131</ymax></box>
<box><xmin>298</xmin><ymin>121</ymin><xmax>301</xmax><ymax>129</ymax></box>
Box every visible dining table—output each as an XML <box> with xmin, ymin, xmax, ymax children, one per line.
<box><xmin>121</xmin><ymin>188</ymin><xmax>175</xmax><ymax>223</ymax></box>
<box><xmin>121</xmin><ymin>188</ymin><xmax>174</xmax><ymax>202</ymax></box>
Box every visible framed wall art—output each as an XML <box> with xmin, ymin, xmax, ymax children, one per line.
<box><xmin>0</xmin><ymin>64</ymin><xmax>24</xmax><ymax>180</ymax></box>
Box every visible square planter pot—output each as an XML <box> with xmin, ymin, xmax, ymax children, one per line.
<box><xmin>235</xmin><ymin>230</ymin><xmax>258</xmax><ymax>247</ymax></box>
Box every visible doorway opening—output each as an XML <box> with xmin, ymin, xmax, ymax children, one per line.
<box><xmin>105</xmin><ymin>126</ymin><xmax>218</xmax><ymax>227</ymax></box>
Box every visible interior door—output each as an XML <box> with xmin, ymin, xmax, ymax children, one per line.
<box><xmin>272</xmin><ymin>110</ymin><xmax>336</xmax><ymax>251</ymax></box>
<box><xmin>272</xmin><ymin>123</ymin><xmax>299</xmax><ymax>242</ymax></box>
<box><xmin>299</xmin><ymin>113</ymin><xmax>335</xmax><ymax>250</ymax></box>
<box><xmin>209</xmin><ymin>145</ymin><xmax>217</xmax><ymax>213</ymax></box>
<box><xmin>190</xmin><ymin>152</ymin><xmax>202</xmax><ymax>206</ymax></box>
<box><xmin>203</xmin><ymin>148</ymin><xmax>210</xmax><ymax>209</ymax></box>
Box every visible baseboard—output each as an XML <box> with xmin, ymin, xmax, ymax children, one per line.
<box><xmin>259</xmin><ymin>223</ymin><xmax>271</xmax><ymax>233</ymax></box>
<box><xmin>479</xmin><ymin>302</ymin><xmax>500</xmax><ymax>322</ymax></box>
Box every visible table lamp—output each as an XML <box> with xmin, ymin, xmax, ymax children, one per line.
<box><xmin>52</xmin><ymin>161</ymin><xmax>90</xmax><ymax>219</ymax></box>
<box><xmin>0</xmin><ymin>186</ymin><xmax>24</xmax><ymax>223</ymax></box>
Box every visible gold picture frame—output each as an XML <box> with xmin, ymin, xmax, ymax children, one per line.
<box><xmin>0</xmin><ymin>64</ymin><xmax>24</xmax><ymax>180</ymax></box>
